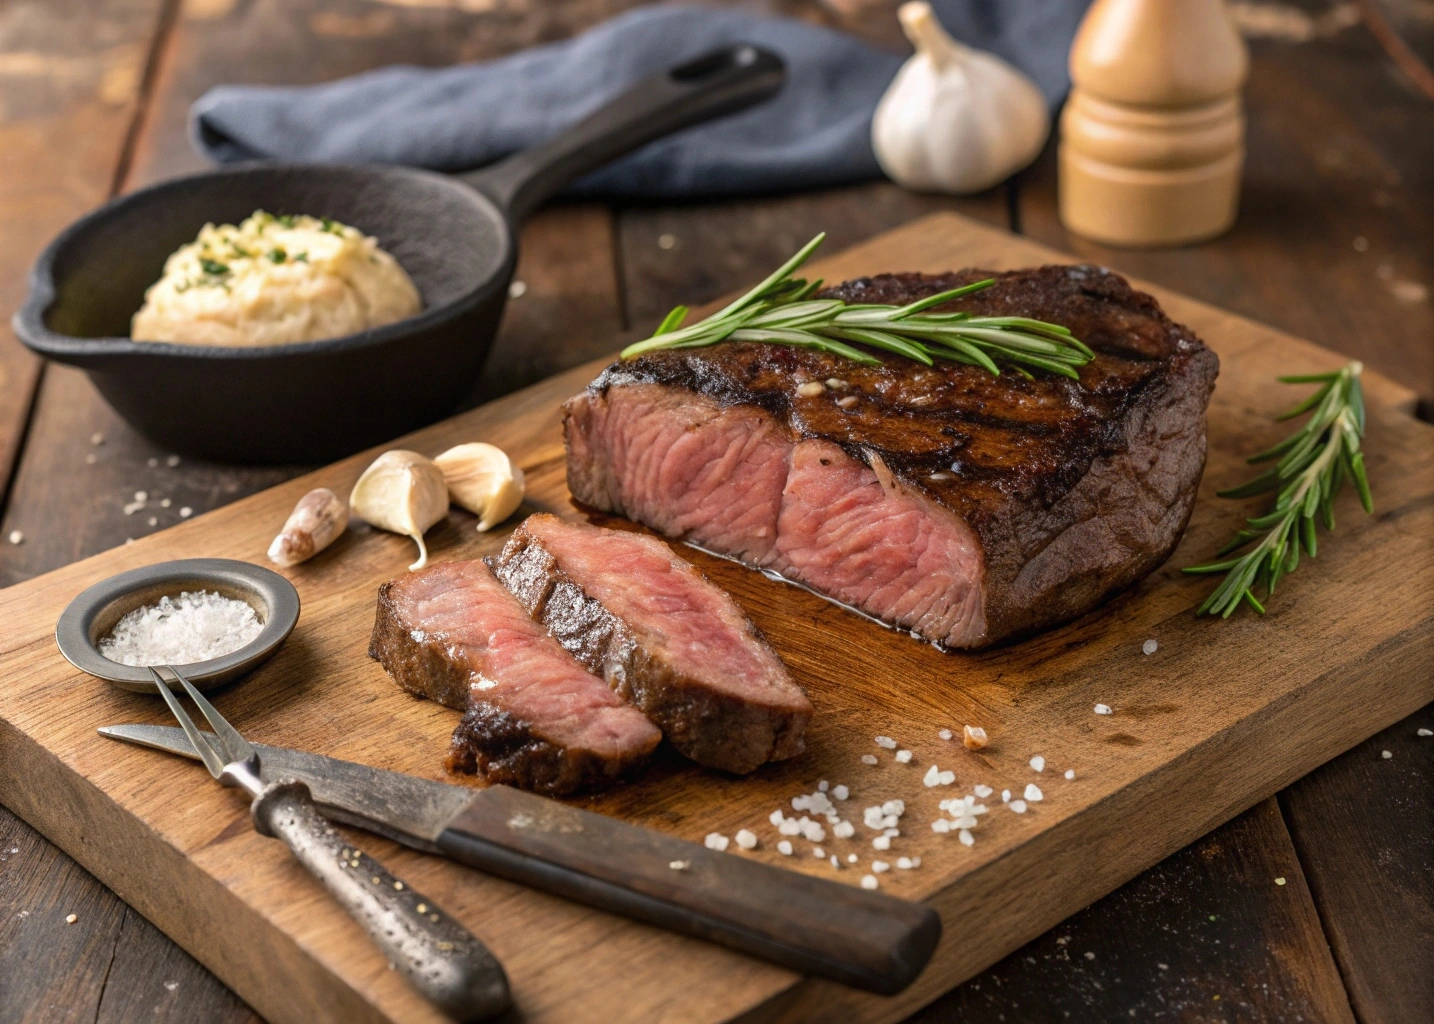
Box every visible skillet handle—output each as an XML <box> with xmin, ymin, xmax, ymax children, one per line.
<box><xmin>462</xmin><ymin>44</ymin><xmax>784</xmax><ymax>223</ymax></box>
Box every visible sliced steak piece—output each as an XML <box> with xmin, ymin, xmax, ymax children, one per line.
<box><xmin>489</xmin><ymin>514</ymin><xmax>811</xmax><ymax>774</ymax></box>
<box><xmin>565</xmin><ymin>265</ymin><xmax>1219</xmax><ymax>649</ymax></box>
<box><xmin>370</xmin><ymin>559</ymin><xmax>661</xmax><ymax>794</ymax></box>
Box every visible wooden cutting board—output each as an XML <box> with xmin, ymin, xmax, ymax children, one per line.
<box><xmin>1</xmin><ymin>213</ymin><xmax>1430</xmax><ymax>1024</ymax></box>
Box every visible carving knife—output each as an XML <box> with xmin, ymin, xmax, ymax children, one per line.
<box><xmin>100</xmin><ymin>723</ymin><xmax>940</xmax><ymax>995</ymax></box>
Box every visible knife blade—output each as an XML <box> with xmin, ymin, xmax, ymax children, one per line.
<box><xmin>100</xmin><ymin>723</ymin><xmax>940</xmax><ymax>995</ymax></box>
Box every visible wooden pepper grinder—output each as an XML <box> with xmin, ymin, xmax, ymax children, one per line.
<box><xmin>1059</xmin><ymin>0</ymin><xmax>1248</xmax><ymax>247</ymax></box>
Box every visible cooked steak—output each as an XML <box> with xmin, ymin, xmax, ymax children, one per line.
<box><xmin>369</xmin><ymin>560</ymin><xmax>661</xmax><ymax>794</ymax></box>
<box><xmin>489</xmin><ymin>514</ymin><xmax>811</xmax><ymax>774</ymax></box>
<box><xmin>565</xmin><ymin>265</ymin><xmax>1219</xmax><ymax>648</ymax></box>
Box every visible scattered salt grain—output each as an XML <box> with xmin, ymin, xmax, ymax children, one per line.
<box><xmin>832</xmin><ymin>784</ymin><xmax>849</xmax><ymax>800</ymax></box>
<box><xmin>6</xmin><ymin>531</ymin><xmax>21</xmax><ymax>545</ymax></box>
<box><xmin>777</xmin><ymin>840</ymin><xmax>793</xmax><ymax>856</ymax></box>
<box><xmin>973</xmin><ymin>784</ymin><xmax>993</xmax><ymax>798</ymax></box>
<box><xmin>1001</xmin><ymin>789</ymin><xmax>1011</xmax><ymax>803</ymax></box>
<box><xmin>872</xmin><ymin>835</ymin><xmax>891</xmax><ymax>851</ymax></box>
<box><xmin>848</xmin><ymin>853</ymin><xmax>858</xmax><ymax>863</ymax></box>
<box><xmin>897</xmin><ymin>857</ymin><xmax>914</xmax><ymax>870</ymax></box>
<box><xmin>1274</xmin><ymin>877</ymin><xmax>1286</xmax><ymax>885</ymax></box>
<box><xmin>147</xmin><ymin>517</ymin><xmax>158</xmax><ymax>527</ymax></box>
<box><xmin>860</xmin><ymin>875</ymin><xmax>878</xmax><ymax>890</ymax></box>
<box><xmin>833</xmin><ymin>821</ymin><xmax>855</xmax><ymax>839</ymax></box>
<box><xmin>796</xmin><ymin>381</ymin><xmax>826</xmax><ymax>398</ymax></box>
<box><xmin>1084</xmin><ymin>951</ymin><xmax>1095</xmax><ymax>961</ymax></box>
<box><xmin>1419</xmin><ymin>728</ymin><xmax>1433</xmax><ymax>737</ymax></box>
<box><xmin>923</xmin><ymin>765</ymin><xmax>941</xmax><ymax>788</ymax></box>
<box><xmin>895</xmin><ymin>749</ymin><xmax>913</xmax><ymax>763</ymax></box>
<box><xmin>179</xmin><ymin>507</ymin><xmax>193</xmax><ymax>518</ymax></box>
<box><xmin>881</xmin><ymin>799</ymin><xmax>905</xmax><ymax>816</ymax></box>
<box><xmin>1024</xmin><ymin>783</ymin><xmax>1044</xmax><ymax>802</ymax></box>
<box><xmin>1094</xmin><ymin>703</ymin><xmax>1113</xmax><ymax>716</ymax></box>
<box><xmin>123</xmin><ymin>501</ymin><xmax>143</xmax><ymax>516</ymax></box>
<box><xmin>861</xmin><ymin>754</ymin><xmax>879</xmax><ymax>766</ymax></box>
<box><xmin>703</xmin><ymin>833</ymin><xmax>729</xmax><ymax>852</ymax></box>
<box><xmin>669</xmin><ymin>860</ymin><xmax>690</xmax><ymax>871</ymax></box>
<box><xmin>963</xmin><ymin>725</ymin><xmax>988</xmax><ymax>749</ymax></box>
<box><xmin>657</xmin><ymin>233</ymin><xmax>677</xmax><ymax>250</ymax></box>
<box><xmin>166</xmin><ymin>455</ymin><xmax>180</xmax><ymax>467</ymax></box>
<box><xmin>837</xmin><ymin>396</ymin><xmax>859</xmax><ymax>409</ymax></box>
<box><xmin>871</xmin><ymin>860</ymin><xmax>890</xmax><ymax>873</ymax></box>
<box><xmin>1381</xmin><ymin>750</ymin><xmax>1392</xmax><ymax>759</ymax></box>
<box><xmin>164</xmin><ymin>981</ymin><xmax>178</xmax><ymax>992</ymax></box>
<box><xmin>813</xmin><ymin>847</ymin><xmax>825</xmax><ymax>859</ymax></box>
<box><xmin>85</xmin><ymin>453</ymin><xmax>97</xmax><ymax>465</ymax></box>
<box><xmin>1030</xmin><ymin>755</ymin><xmax>1045</xmax><ymax>773</ymax></box>
<box><xmin>937</xmin><ymin>770</ymin><xmax>955</xmax><ymax>785</ymax></box>
<box><xmin>65</xmin><ymin>913</ymin><xmax>77</xmax><ymax>924</ymax></box>
<box><xmin>508</xmin><ymin>280</ymin><xmax>528</xmax><ymax>299</ymax></box>
<box><xmin>147</xmin><ymin>457</ymin><xmax>158</xmax><ymax>468</ymax></box>
<box><xmin>135</xmin><ymin>491</ymin><xmax>147</xmax><ymax>502</ymax></box>
<box><xmin>938</xmin><ymin>728</ymin><xmax>953</xmax><ymax>740</ymax></box>
<box><xmin>1010</xmin><ymin>800</ymin><xmax>1028</xmax><ymax>814</ymax></box>
<box><xmin>958</xmin><ymin>829</ymin><xmax>974</xmax><ymax>847</ymax></box>
<box><xmin>778</xmin><ymin>818</ymin><xmax>801</xmax><ymax>836</ymax></box>
<box><xmin>1064</xmin><ymin>769</ymin><xmax>1076</xmax><ymax>780</ymax></box>
<box><xmin>1143</xmin><ymin>638</ymin><xmax>1158</xmax><ymax>655</ymax></box>
<box><xmin>818</xmin><ymin>780</ymin><xmax>829</xmax><ymax>792</ymax></box>
<box><xmin>1158</xmin><ymin>963</ymin><xmax>1168</xmax><ymax>970</ymax></box>
<box><xmin>735</xmin><ymin>829</ymin><xmax>757</xmax><ymax>850</ymax></box>
<box><xmin>875</xmin><ymin>736</ymin><xmax>897</xmax><ymax>750</ymax></box>
<box><xmin>830</xmin><ymin>854</ymin><xmax>841</xmax><ymax>869</ymax></box>
<box><xmin>160</xmin><ymin>498</ymin><xmax>171</xmax><ymax>508</ymax></box>
<box><xmin>769</xmin><ymin>809</ymin><xmax>785</xmax><ymax>826</ymax></box>
<box><xmin>98</xmin><ymin>590</ymin><xmax>262</xmax><ymax>667</ymax></box>
<box><xmin>801</xmin><ymin>820</ymin><xmax>826</xmax><ymax>843</ymax></box>
<box><xmin>90</xmin><ymin>433</ymin><xmax>104</xmax><ymax>445</ymax></box>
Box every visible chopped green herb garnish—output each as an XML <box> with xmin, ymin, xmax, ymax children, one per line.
<box><xmin>268</xmin><ymin>248</ymin><xmax>287</xmax><ymax>264</ymax></box>
<box><xmin>199</xmin><ymin>257</ymin><xmax>230</xmax><ymax>276</ymax></box>
<box><xmin>277</xmin><ymin>214</ymin><xmax>296</xmax><ymax>228</ymax></box>
<box><xmin>320</xmin><ymin>217</ymin><xmax>341</xmax><ymax>235</ymax></box>
<box><xmin>294</xmin><ymin>251</ymin><xmax>308</xmax><ymax>262</ymax></box>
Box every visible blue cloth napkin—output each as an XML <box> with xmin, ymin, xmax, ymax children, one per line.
<box><xmin>192</xmin><ymin>2</ymin><xmax>1091</xmax><ymax>199</ymax></box>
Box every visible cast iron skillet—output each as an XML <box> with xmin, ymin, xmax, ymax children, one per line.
<box><xmin>14</xmin><ymin>45</ymin><xmax>784</xmax><ymax>464</ymax></box>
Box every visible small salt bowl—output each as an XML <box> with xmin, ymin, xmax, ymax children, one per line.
<box><xmin>56</xmin><ymin>558</ymin><xmax>299</xmax><ymax>693</ymax></box>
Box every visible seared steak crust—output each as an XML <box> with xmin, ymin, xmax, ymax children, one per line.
<box><xmin>490</xmin><ymin>515</ymin><xmax>811</xmax><ymax>774</ymax></box>
<box><xmin>566</xmin><ymin>265</ymin><xmax>1218</xmax><ymax>647</ymax></box>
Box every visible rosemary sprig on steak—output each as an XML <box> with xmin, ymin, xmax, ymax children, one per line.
<box><xmin>620</xmin><ymin>234</ymin><xmax>1094</xmax><ymax>379</ymax></box>
<box><xmin>1185</xmin><ymin>361</ymin><xmax>1373</xmax><ymax>617</ymax></box>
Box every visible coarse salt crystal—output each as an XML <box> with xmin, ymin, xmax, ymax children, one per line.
<box><xmin>735</xmin><ymin>829</ymin><xmax>757</xmax><ymax>850</ymax></box>
<box><xmin>1001</xmin><ymin>789</ymin><xmax>1011</xmax><ymax>803</ymax></box>
<box><xmin>777</xmin><ymin>840</ymin><xmax>793</xmax><ymax>856</ymax></box>
<box><xmin>895</xmin><ymin>749</ymin><xmax>913</xmax><ymax>763</ymax></box>
<box><xmin>938</xmin><ymin>770</ymin><xmax>955</xmax><ymax>785</ymax></box>
<box><xmin>90</xmin><ymin>433</ymin><xmax>104</xmax><ymax>445</ymax></box>
<box><xmin>848</xmin><ymin>853</ymin><xmax>858</xmax><ymax>863</ymax></box>
<box><xmin>832</xmin><ymin>784</ymin><xmax>849</xmax><ymax>800</ymax></box>
<box><xmin>704</xmin><ymin>833</ymin><xmax>729</xmax><ymax>851</ymax></box>
<box><xmin>778</xmin><ymin>819</ymin><xmax>801</xmax><ymax>836</ymax></box>
<box><xmin>875</xmin><ymin>736</ymin><xmax>897</xmax><ymax>749</ymax></box>
<box><xmin>134</xmin><ymin>491</ymin><xmax>147</xmax><ymax>502</ymax></box>
<box><xmin>938</xmin><ymin>728</ymin><xmax>953</xmax><ymax>740</ymax></box>
<box><xmin>958</xmin><ymin>829</ymin><xmax>974</xmax><ymax>847</ymax></box>
<box><xmin>861</xmin><ymin>754</ymin><xmax>879</xmax><ymax>765</ymax></box>
<box><xmin>1024</xmin><ymin>783</ymin><xmax>1044</xmax><ymax>802</ymax></box>
<box><xmin>179</xmin><ymin>507</ymin><xmax>193</xmax><ymax>518</ymax></box>
<box><xmin>951</xmin><ymin>814</ymin><xmax>978</xmax><ymax>829</ymax></box>
<box><xmin>881</xmin><ymin>799</ymin><xmax>905</xmax><ymax>816</ymax></box>
<box><xmin>861</xmin><ymin>875</ymin><xmax>879</xmax><ymax>890</ymax></box>
<box><xmin>147</xmin><ymin>457</ymin><xmax>158</xmax><ymax>468</ymax></box>
<box><xmin>923</xmin><ymin>765</ymin><xmax>941</xmax><ymax>788</ymax></box>
<box><xmin>801</xmin><ymin>821</ymin><xmax>826</xmax><ymax>843</ymax></box>
<box><xmin>669</xmin><ymin>860</ymin><xmax>690</xmax><ymax>871</ymax></box>
<box><xmin>897</xmin><ymin>857</ymin><xmax>913</xmax><ymax>869</ymax></box>
<box><xmin>872</xmin><ymin>860</ymin><xmax>890</xmax><ymax>873</ymax></box>
<box><xmin>65</xmin><ymin>913</ymin><xmax>77</xmax><ymax>924</ymax></box>
<box><xmin>1143</xmin><ymin>639</ymin><xmax>1158</xmax><ymax>655</ymax></box>
<box><xmin>1010</xmin><ymin>800</ymin><xmax>1028</xmax><ymax>813</ymax></box>
<box><xmin>1381</xmin><ymin>750</ymin><xmax>1392</xmax><ymax>759</ymax></box>
<box><xmin>931</xmin><ymin>819</ymin><xmax>950</xmax><ymax>833</ymax></box>
<box><xmin>833</xmin><ymin>821</ymin><xmax>855</xmax><ymax>839</ymax></box>
<box><xmin>830</xmin><ymin>854</ymin><xmax>840</xmax><ymax>868</ymax></box>
<box><xmin>884</xmin><ymin>827</ymin><xmax>900</xmax><ymax>837</ymax></box>
<box><xmin>963</xmin><ymin>725</ymin><xmax>988</xmax><ymax>749</ymax></box>
<box><xmin>166</xmin><ymin>455</ymin><xmax>180</xmax><ymax>467</ymax></box>
<box><xmin>1418</xmin><ymin>728</ymin><xmax>1433</xmax><ymax>737</ymax></box>
<box><xmin>1030</xmin><ymin>755</ymin><xmax>1045</xmax><ymax>772</ymax></box>
<box><xmin>813</xmin><ymin>847</ymin><xmax>825</xmax><ymax>858</ymax></box>
<box><xmin>160</xmin><ymin>498</ymin><xmax>171</xmax><ymax>508</ymax></box>
<box><xmin>769</xmin><ymin>809</ymin><xmax>785</xmax><ymax>826</ymax></box>
<box><xmin>98</xmin><ymin>590</ymin><xmax>262</xmax><ymax>667</ymax></box>
<box><xmin>818</xmin><ymin>780</ymin><xmax>829</xmax><ymax>792</ymax></box>
<box><xmin>973</xmin><ymin>784</ymin><xmax>993</xmax><ymax>798</ymax></box>
<box><xmin>1094</xmin><ymin>703</ymin><xmax>1113</xmax><ymax>715</ymax></box>
<box><xmin>872</xmin><ymin>835</ymin><xmax>891</xmax><ymax>851</ymax></box>
<box><xmin>6</xmin><ymin>531</ymin><xmax>21</xmax><ymax>545</ymax></box>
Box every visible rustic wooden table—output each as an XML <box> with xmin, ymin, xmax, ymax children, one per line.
<box><xmin>0</xmin><ymin>2</ymin><xmax>1429</xmax><ymax>1022</ymax></box>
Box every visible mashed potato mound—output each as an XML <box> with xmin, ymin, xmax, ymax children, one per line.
<box><xmin>131</xmin><ymin>211</ymin><xmax>421</xmax><ymax>347</ymax></box>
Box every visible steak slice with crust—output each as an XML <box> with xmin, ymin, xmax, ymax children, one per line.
<box><xmin>565</xmin><ymin>265</ymin><xmax>1219</xmax><ymax>649</ymax></box>
<box><xmin>490</xmin><ymin>514</ymin><xmax>811</xmax><ymax>774</ymax></box>
<box><xmin>369</xmin><ymin>560</ymin><xmax>661</xmax><ymax>794</ymax></box>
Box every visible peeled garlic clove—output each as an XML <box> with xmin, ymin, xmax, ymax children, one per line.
<box><xmin>268</xmin><ymin>487</ymin><xmax>346</xmax><ymax>566</ymax></box>
<box><xmin>350</xmin><ymin>450</ymin><xmax>449</xmax><ymax>570</ymax></box>
<box><xmin>872</xmin><ymin>1</ymin><xmax>1050</xmax><ymax>195</ymax></box>
<box><xmin>434</xmin><ymin>442</ymin><xmax>526</xmax><ymax>532</ymax></box>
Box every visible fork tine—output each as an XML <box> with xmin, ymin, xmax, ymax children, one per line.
<box><xmin>169</xmin><ymin>666</ymin><xmax>255</xmax><ymax>765</ymax></box>
<box><xmin>149</xmin><ymin>667</ymin><xmax>226</xmax><ymax>778</ymax></box>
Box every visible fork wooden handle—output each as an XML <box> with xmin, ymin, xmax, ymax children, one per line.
<box><xmin>252</xmin><ymin>780</ymin><xmax>510</xmax><ymax>1022</ymax></box>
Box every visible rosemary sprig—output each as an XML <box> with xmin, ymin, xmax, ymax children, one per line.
<box><xmin>620</xmin><ymin>234</ymin><xmax>1094</xmax><ymax>379</ymax></box>
<box><xmin>1184</xmin><ymin>361</ymin><xmax>1373</xmax><ymax>617</ymax></box>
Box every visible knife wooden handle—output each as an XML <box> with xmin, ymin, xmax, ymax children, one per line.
<box><xmin>252</xmin><ymin>780</ymin><xmax>511</xmax><ymax>1021</ymax></box>
<box><xmin>435</xmin><ymin>786</ymin><xmax>940</xmax><ymax>994</ymax></box>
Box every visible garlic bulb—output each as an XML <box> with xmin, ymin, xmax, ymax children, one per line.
<box><xmin>872</xmin><ymin>2</ymin><xmax>1050</xmax><ymax>195</ymax></box>
<box><xmin>434</xmin><ymin>442</ymin><xmax>526</xmax><ymax>532</ymax></box>
<box><xmin>350</xmin><ymin>450</ymin><xmax>449</xmax><ymax>570</ymax></box>
<box><xmin>268</xmin><ymin>487</ymin><xmax>346</xmax><ymax>566</ymax></box>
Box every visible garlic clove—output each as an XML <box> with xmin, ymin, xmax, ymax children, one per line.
<box><xmin>434</xmin><ymin>442</ymin><xmax>526</xmax><ymax>532</ymax></box>
<box><xmin>872</xmin><ymin>1</ymin><xmax>1050</xmax><ymax>196</ymax></box>
<box><xmin>349</xmin><ymin>450</ymin><xmax>449</xmax><ymax>570</ymax></box>
<box><xmin>268</xmin><ymin>487</ymin><xmax>346</xmax><ymax>566</ymax></box>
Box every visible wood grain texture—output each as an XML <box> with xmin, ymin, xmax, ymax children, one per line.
<box><xmin>1018</xmin><ymin>15</ymin><xmax>1434</xmax><ymax>410</ymax></box>
<box><xmin>1282</xmin><ymin>703</ymin><xmax>1434</xmax><ymax>1024</ymax></box>
<box><xmin>0</xmin><ymin>213</ymin><xmax>1429</xmax><ymax>1024</ymax></box>
<box><xmin>907</xmin><ymin>799</ymin><xmax>1355</xmax><ymax>1024</ymax></box>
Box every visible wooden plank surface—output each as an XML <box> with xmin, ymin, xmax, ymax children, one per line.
<box><xmin>1</xmin><ymin>213</ymin><xmax>1430</xmax><ymax>1024</ymax></box>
